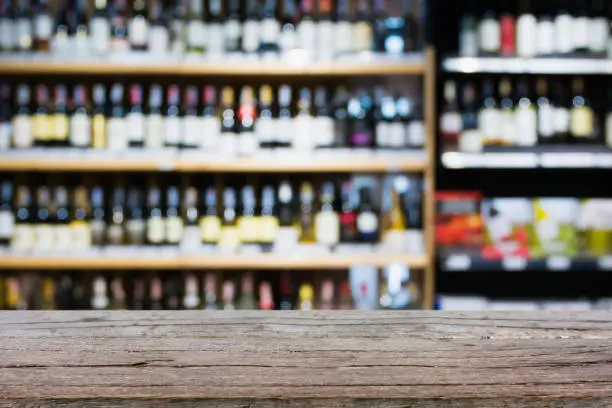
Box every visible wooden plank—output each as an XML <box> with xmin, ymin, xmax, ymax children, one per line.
<box><xmin>0</xmin><ymin>311</ymin><xmax>610</xmax><ymax>407</ymax></box>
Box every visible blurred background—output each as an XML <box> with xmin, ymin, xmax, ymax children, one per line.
<box><xmin>0</xmin><ymin>0</ymin><xmax>611</xmax><ymax>312</ymax></box>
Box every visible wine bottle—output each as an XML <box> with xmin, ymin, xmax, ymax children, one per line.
<box><xmin>238</xmin><ymin>185</ymin><xmax>258</xmax><ymax>244</ymax></box>
<box><xmin>165</xmin><ymin>185</ymin><xmax>184</xmax><ymax>246</ymax></box>
<box><xmin>339</xmin><ymin>182</ymin><xmax>357</xmax><ymax>243</ymax></box>
<box><xmin>402</xmin><ymin>0</ymin><xmax>419</xmax><ymax>52</ymax></box>
<box><xmin>298</xmin><ymin>181</ymin><xmax>315</xmax><ymax>243</ymax></box>
<box><xmin>186</xmin><ymin>0</ymin><xmax>206</xmax><ymax>54</ymax></box>
<box><xmin>110</xmin><ymin>0</ymin><xmax>129</xmax><ymax>52</ymax></box>
<box><xmin>33</xmin><ymin>84</ymin><xmax>51</xmax><ymax>148</ymax></box>
<box><xmin>126</xmin><ymin>84</ymin><xmax>145</xmax><ymax>148</ymax></box>
<box><xmin>555</xmin><ymin>0</ymin><xmax>574</xmax><ymax>56</ymax></box>
<box><xmin>0</xmin><ymin>84</ymin><xmax>9</xmax><ymax>151</ymax></box>
<box><xmin>373</xmin><ymin>88</ymin><xmax>389</xmax><ymax>148</ymax></box>
<box><xmin>90</xmin><ymin>186</ymin><xmax>106</xmax><ymax>246</ymax></box>
<box><xmin>149</xmin><ymin>276</ymin><xmax>163</xmax><ymax>310</ymax></box>
<box><xmin>91</xmin><ymin>84</ymin><xmax>107</xmax><ymax>149</ymax></box>
<box><xmin>219</xmin><ymin>187</ymin><xmax>239</xmax><ymax>250</ymax></box>
<box><xmin>183</xmin><ymin>273</ymin><xmax>201</xmax><ymax>309</ymax></box>
<box><xmin>11</xmin><ymin>186</ymin><xmax>34</xmax><ymax>251</ymax></box>
<box><xmin>313</xmin><ymin>86</ymin><xmax>334</xmax><ymax>149</ymax></box>
<box><xmin>53</xmin><ymin>186</ymin><xmax>71</xmax><ymax>252</ymax></box>
<box><xmin>394</xmin><ymin>95</ymin><xmax>411</xmax><ymax>148</ymax></box>
<box><xmin>222</xmin><ymin>280</ymin><xmax>236</xmax><ymax>310</ymax></box>
<box><xmin>514</xmin><ymin>79</ymin><xmax>537</xmax><ymax>147</ymax></box>
<box><xmin>72</xmin><ymin>0</ymin><xmax>89</xmax><ymax>53</ymax></box>
<box><xmin>479</xmin><ymin>5</ymin><xmax>499</xmax><ymax>56</ymax></box>
<box><xmin>148</xmin><ymin>0</ymin><xmax>169</xmax><ymax>54</ymax></box>
<box><xmin>224</xmin><ymin>0</ymin><xmax>241</xmax><ymax>53</ymax></box>
<box><xmin>181</xmin><ymin>186</ymin><xmax>200</xmax><ymax>249</ymax></box>
<box><xmin>242</xmin><ymin>0</ymin><xmax>261</xmax><ymax>54</ymax></box>
<box><xmin>401</xmin><ymin>177</ymin><xmax>423</xmax><ymax>254</ymax></box>
<box><xmin>293</xmin><ymin>87</ymin><xmax>313</xmax><ymax>153</ymax></box>
<box><xmin>259</xmin><ymin>185</ymin><xmax>278</xmax><ymax>247</ymax></box>
<box><xmin>589</xmin><ymin>0</ymin><xmax>608</xmax><ymax>56</ymax></box>
<box><xmin>107</xmin><ymin>83</ymin><xmax>127</xmax><ymax>151</ymax></box>
<box><xmin>128</xmin><ymin>0</ymin><xmax>148</xmax><ymax>50</ymax></box>
<box><xmin>69</xmin><ymin>84</ymin><xmax>91</xmax><ymax>149</ymax></box>
<box><xmin>573</xmin><ymin>0</ymin><xmax>589</xmax><ymax>55</ymax></box>
<box><xmin>498</xmin><ymin>78</ymin><xmax>515</xmax><ymax>145</ymax></box>
<box><xmin>348</xmin><ymin>89</ymin><xmax>374</xmax><ymax>149</ymax></box>
<box><xmin>41</xmin><ymin>277</ymin><xmax>56</xmax><ymax>310</ymax></box>
<box><xmin>372</xmin><ymin>0</ymin><xmax>387</xmax><ymax>52</ymax></box>
<box><xmin>315</xmin><ymin>0</ymin><xmax>333</xmax><ymax>60</ymax></box>
<box><xmin>53</xmin><ymin>0</ymin><xmax>69</xmax><ymax>52</ymax></box>
<box><xmin>33</xmin><ymin>186</ymin><xmax>52</xmax><ymax>251</ymax></box>
<box><xmin>238</xmin><ymin>272</ymin><xmax>257</xmax><ymax>309</ymax></box>
<box><xmin>132</xmin><ymin>277</ymin><xmax>145</xmax><ymax>309</ymax></box>
<box><xmin>169</xmin><ymin>0</ymin><xmax>186</xmax><ymax>54</ymax></box>
<box><xmin>260</xmin><ymin>0</ymin><xmax>279</xmax><ymax>56</ymax></box>
<box><xmin>75</xmin><ymin>278</ymin><xmax>92</xmax><ymax>309</ymax></box>
<box><xmin>297</xmin><ymin>0</ymin><xmax>315</xmax><ymax>56</ymax></box>
<box><xmin>146</xmin><ymin>84</ymin><xmax>164</xmax><ymax>149</ymax></box>
<box><xmin>537</xmin><ymin>78</ymin><xmax>556</xmax><ymax>144</ymax></box>
<box><xmin>381</xmin><ymin>177</ymin><xmax>405</xmax><ymax>247</ymax></box>
<box><xmin>458</xmin><ymin>82</ymin><xmax>481</xmax><ymax>152</ymax></box>
<box><xmin>90</xmin><ymin>0</ymin><xmax>110</xmax><ymax>54</ymax></box>
<box><xmin>166</xmin><ymin>279</ymin><xmax>183</xmax><ymax>310</ymax></box>
<box><xmin>33</xmin><ymin>0</ymin><xmax>51</xmax><ymax>51</ymax></box>
<box><xmin>0</xmin><ymin>0</ymin><xmax>16</xmax><ymax>52</ymax></box>
<box><xmin>12</xmin><ymin>84</ymin><xmax>32</xmax><ymax>149</ymax></box>
<box><xmin>276</xmin><ymin>85</ymin><xmax>293</xmax><ymax>149</ymax></box>
<box><xmin>478</xmin><ymin>78</ymin><xmax>501</xmax><ymax>146</ymax></box>
<box><xmin>200</xmin><ymin>186</ymin><xmax>221</xmax><ymax>245</ymax></box>
<box><xmin>356</xmin><ymin>186</ymin><xmax>379</xmax><ymax>243</ymax></box>
<box><xmin>407</xmin><ymin>97</ymin><xmax>424</xmax><ymax>149</ymax></box>
<box><xmin>315</xmin><ymin>180</ymin><xmax>339</xmax><ymax>245</ymax></box>
<box><xmin>55</xmin><ymin>275</ymin><xmax>73</xmax><ymax>310</ymax></box>
<box><xmin>207</xmin><ymin>0</ymin><xmax>225</xmax><ymax>55</ymax></box>
<box><xmin>332</xmin><ymin>86</ymin><xmax>349</xmax><ymax>148</ymax></box>
<box><xmin>125</xmin><ymin>187</ymin><xmax>146</xmax><ymax>245</ymax></box>
<box><xmin>499</xmin><ymin>0</ymin><xmax>516</xmax><ymax>56</ymax></box>
<box><xmin>201</xmin><ymin>85</ymin><xmax>220</xmax><ymax>152</ymax></box>
<box><xmin>279</xmin><ymin>0</ymin><xmax>297</xmax><ymax>54</ymax></box>
<box><xmin>440</xmin><ymin>80</ymin><xmax>462</xmax><ymax>146</ymax></box>
<box><xmin>352</xmin><ymin>0</ymin><xmax>373</xmax><ymax>52</ymax></box>
<box><xmin>570</xmin><ymin>77</ymin><xmax>595</xmax><ymax>142</ymax></box>
<box><xmin>0</xmin><ymin>181</ymin><xmax>14</xmax><ymax>247</ymax></box>
<box><xmin>182</xmin><ymin>85</ymin><xmax>200</xmax><ymax>149</ymax></box>
<box><xmin>51</xmin><ymin>85</ymin><xmax>69</xmax><ymax>148</ymax></box>
<box><xmin>237</xmin><ymin>86</ymin><xmax>258</xmax><ymax>156</ymax></box>
<box><xmin>146</xmin><ymin>184</ymin><xmax>164</xmax><ymax>245</ymax></box>
<box><xmin>318</xmin><ymin>279</ymin><xmax>334</xmax><ymax>310</ymax></box>
<box><xmin>277</xmin><ymin>180</ymin><xmax>298</xmax><ymax>246</ymax></box>
<box><xmin>552</xmin><ymin>81</ymin><xmax>571</xmax><ymax>144</ymax></box>
<box><xmin>220</xmin><ymin>86</ymin><xmax>237</xmax><ymax>155</ymax></box>
<box><xmin>536</xmin><ymin>1</ymin><xmax>554</xmax><ymax>56</ymax></box>
<box><xmin>110</xmin><ymin>276</ymin><xmax>126</xmax><ymax>309</ymax></box>
<box><xmin>14</xmin><ymin>0</ymin><xmax>32</xmax><ymax>52</ymax></box>
<box><xmin>516</xmin><ymin>0</ymin><xmax>537</xmax><ymax>58</ymax></box>
<box><xmin>107</xmin><ymin>186</ymin><xmax>125</xmax><ymax>246</ymax></box>
<box><xmin>164</xmin><ymin>84</ymin><xmax>182</xmax><ymax>150</ymax></box>
<box><xmin>334</xmin><ymin>0</ymin><xmax>351</xmax><ymax>56</ymax></box>
<box><xmin>259</xmin><ymin>281</ymin><xmax>274</xmax><ymax>309</ymax></box>
<box><xmin>338</xmin><ymin>280</ymin><xmax>353</xmax><ymax>309</ymax></box>
<box><xmin>257</xmin><ymin>85</ymin><xmax>276</xmax><ymax>149</ymax></box>
<box><xmin>279</xmin><ymin>271</ymin><xmax>293</xmax><ymax>309</ymax></box>
<box><xmin>298</xmin><ymin>283</ymin><xmax>314</xmax><ymax>310</ymax></box>
<box><xmin>91</xmin><ymin>276</ymin><xmax>109</xmax><ymax>310</ymax></box>
<box><xmin>203</xmin><ymin>272</ymin><xmax>218</xmax><ymax>309</ymax></box>
<box><xmin>70</xmin><ymin>186</ymin><xmax>92</xmax><ymax>251</ymax></box>
<box><xmin>458</xmin><ymin>9</ymin><xmax>477</xmax><ymax>57</ymax></box>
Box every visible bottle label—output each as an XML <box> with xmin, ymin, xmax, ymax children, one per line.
<box><xmin>570</xmin><ymin>107</ymin><xmax>594</xmax><ymax>137</ymax></box>
<box><xmin>200</xmin><ymin>216</ymin><xmax>221</xmax><ymax>243</ymax></box>
<box><xmin>126</xmin><ymin>112</ymin><xmax>145</xmax><ymax>144</ymax></box>
<box><xmin>15</xmin><ymin>18</ymin><xmax>31</xmax><ymax>49</ymax></box>
<box><xmin>166</xmin><ymin>216</ymin><xmax>184</xmax><ymax>244</ymax></box>
<box><xmin>11</xmin><ymin>224</ymin><xmax>34</xmax><ymax>250</ymax></box>
<box><xmin>478</xmin><ymin>108</ymin><xmax>501</xmax><ymax>143</ymax></box>
<box><xmin>13</xmin><ymin>115</ymin><xmax>33</xmax><ymax>148</ymax></box>
<box><xmin>261</xmin><ymin>18</ymin><xmax>279</xmax><ymax>44</ymax></box>
<box><xmin>515</xmin><ymin>107</ymin><xmax>537</xmax><ymax>146</ymax></box>
<box><xmin>238</xmin><ymin>217</ymin><xmax>259</xmax><ymax>243</ymax></box>
<box><xmin>107</xmin><ymin>224</ymin><xmax>124</xmax><ymax>245</ymax></box>
<box><xmin>459</xmin><ymin>30</ymin><xmax>478</xmax><ymax>57</ymax></box>
<box><xmin>334</xmin><ymin>21</ymin><xmax>352</xmax><ymax>55</ymax></box>
<box><xmin>500</xmin><ymin>15</ymin><xmax>516</xmax><ymax>55</ymax></box>
<box><xmin>352</xmin><ymin>22</ymin><xmax>372</xmax><ymax>52</ymax></box>
<box><xmin>53</xmin><ymin>113</ymin><xmax>69</xmax><ymax>141</ymax></box>
<box><xmin>128</xmin><ymin>17</ymin><xmax>149</xmax><ymax>47</ymax></box>
<box><xmin>276</xmin><ymin>117</ymin><xmax>293</xmax><ymax>145</ymax></box>
<box><xmin>316</xmin><ymin>21</ymin><xmax>334</xmax><ymax>60</ymax></box>
<box><xmin>90</xmin><ymin>17</ymin><xmax>110</xmax><ymax>54</ymax></box>
<box><xmin>573</xmin><ymin>16</ymin><xmax>589</xmax><ymax>50</ymax></box>
<box><xmin>553</xmin><ymin>107</ymin><xmax>571</xmax><ymax>133</ymax></box>
<box><xmin>125</xmin><ymin>219</ymin><xmax>146</xmax><ymax>245</ymax></box>
<box><xmin>187</xmin><ymin>20</ymin><xmax>207</xmax><ymax>48</ymax></box>
<box><xmin>259</xmin><ymin>215</ymin><xmax>278</xmax><ymax>243</ymax></box>
<box><xmin>223</xmin><ymin>20</ymin><xmax>242</xmax><ymax>51</ymax></box>
<box><xmin>33</xmin><ymin>114</ymin><xmax>51</xmax><ymax>142</ymax></box>
<box><xmin>219</xmin><ymin>226</ymin><xmax>240</xmax><ymax>249</ymax></box>
<box><xmin>164</xmin><ymin>116</ymin><xmax>182</xmax><ymax>146</ymax></box>
<box><xmin>555</xmin><ymin>14</ymin><xmax>574</xmax><ymax>54</ymax></box>
<box><xmin>35</xmin><ymin>14</ymin><xmax>52</xmax><ymax>40</ymax></box>
<box><xmin>0</xmin><ymin>18</ymin><xmax>15</xmax><ymax>50</ymax></box>
<box><xmin>201</xmin><ymin>116</ymin><xmax>221</xmax><ymax>151</ymax></box>
<box><xmin>70</xmin><ymin>113</ymin><xmax>92</xmax><ymax>147</ymax></box>
<box><xmin>538</xmin><ymin>104</ymin><xmax>555</xmax><ymax>138</ymax></box>
<box><xmin>293</xmin><ymin>115</ymin><xmax>313</xmax><ymax>152</ymax></box>
<box><xmin>92</xmin><ymin>114</ymin><xmax>106</xmax><ymax>149</ymax></box>
<box><xmin>315</xmin><ymin>211</ymin><xmax>340</xmax><ymax>245</ymax></box>
<box><xmin>407</xmin><ymin>120</ymin><xmax>425</xmax><ymax>148</ymax></box>
<box><xmin>147</xmin><ymin>216</ymin><xmax>165</xmax><ymax>244</ymax></box>
<box><xmin>146</xmin><ymin>114</ymin><xmax>164</xmax><ymax>149</ymax></box>
<box><xmin>388</xmin><ymin>122</ymin><xmax>406</xmax><ymax>148</ymax></box>
<box><xmin>279</xmin><ymin>25</ymin><xmax>297</xmax><ymax>52</ymax></box>
<box><xmin>256</xmin><ymin>116</ymin><xmax>276</xmax><ymax>145</ymax></box>
<box><xmin>313</xmin><ymin>116</ymin><xmax>335</xmax><ymax>147</ymax></box>
<box><xmin>536</xmin><ymin>20</ymin><xmax>555</xmax><ymax>55</ymax></box>
<box><xmin>441</xmin><ymin>112</ymin><xmax>463</xmax><ymax>134</ymax></box>
<box><xmin>35</xmin><ymin>224</ymin><xmax>55</xmax><ymax>250</ymax></box>
<box><xmin>350</xmin><ymin>130</ymin><xmax>373</xmax><ymax>147</ymax></box>
<box><xmin>517</xmin><ymin>15</ymin><xmax>537</xmax><ymax>57</ymax></box>
<box><xmin>219</xmin><ymin>132</ymin><xmax>237</xmax><ymax>156</ymax></box>
<box><xmin>500</xmin><ymin>110</ymin><xmax>516</xmax><ymax>144</ymax></box>
<box><xmin>298</xmin><ymin>20</ymin><xmax>316</xmax><ymax>53</ymax></box>
<box><xmin>238</xmin><ymin>131</ymin><xmax>258</xmax><ymax>156</ymax></box>
<box><xmin>181</xmin><ymin>225</ymin><xmax>201</xmax><ymax>249</ymax></box>
<box><xmin>148</xmin><ymin>25</ymin><xmax>169</xmax><ymax>54</ymax></box>
<box><xmin>0</xmin><ymin>122</ymin><xmax>10</xmax><ymax>151</ymax></box>
<box><xmin>54</xmin><ymin>225</ymin><xmax>72</xmax><ymax>250</ymax></box>
<box><xmin>107</xmin><ymin>117</ymin><xmax>127</xmax><ymax>151</ymax></box>
<box><xmin>479</xmin><ymin>19</ymin><xmax>500</xmax><ymax>52</ymax></box>
<box><xmin>357</xmin><ymin>211</ymin><xmax>378</xmax><ymax>234</ymax></box>
<box><xmin>182</xmin><ymin>115</ymin><xmax>201</xmax><ymax>148</ymax></box>
<box><xmin>241</xmin><ymin>20</ymin><xmax>260</xmax><ymax>53</ymax></box>
<box><xmin>588</xmin><ymin>18</ymin><xmax>608</xmax><ymax>53</ymax></box>
<box><xmin>207</xmin><ymin>22</ymin><xmax>225</xmax><ymax>54</ymax></box>
<box><xmin>92</xmin><ymin>294</ymin><xmax>109</xmax><ymax>310</ymax></box>
<box><xmin>0</xmin><ymin>210</ymin><xmax>15</xmax><ymax>239</ymax></box>
<box><xmin>90</xmin><ymin>219</ymin><xmax>106</xmax><ymax>246</ymax></box>
<box><xmin>376</xmin><ymin>122</ymin><xmax>389</xmax><ymax>147</ymax></box>
<box><xmin>70</xmin><ymin>221</ymin><xmax>92</xmax><ymax>250</ymax></box>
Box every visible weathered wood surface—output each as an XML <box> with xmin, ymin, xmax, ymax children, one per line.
<box><xmin>0</xmin><ymin>311</ymin><xmax>611</xmax><ymax>407</ymax></box>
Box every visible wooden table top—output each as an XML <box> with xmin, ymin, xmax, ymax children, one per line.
<box><xmin>1</xmin><ymin>311</ymin><xmax>611</xmax><ymax>407</ymax></box>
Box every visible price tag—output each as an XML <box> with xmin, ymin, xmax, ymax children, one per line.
<box><xmin>445</xmin><ymin>254</ymin><xmax>471</xmax><ymax>271</ymax></box>
<box><xmin>597</xmin><ymin>256</ymin><xmax>612</xmax><ymax>270</ymax></box>
<box><xmin>502</xmin><ymin>256</ymin><xmax>527</xmax><ymax>271</ymax></box>
<box><xmin>547</xmin><ymin>256</ymin><xmax>571</xmax><ymax>271</ymax></box>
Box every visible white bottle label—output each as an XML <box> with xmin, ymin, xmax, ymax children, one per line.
<box><xmin>181</xmin><ymin>225</ymin><xmax>201</xmax><ymax>249</ymax></box>
<box><xmin>147</xmin><ymin>216</ymin><xmax>165</xmax><ymax>244</ymax></box>
<box><xmin>70</xmin><ymin>113</ymin><xmax>92</xmax><ymax>147</ymax></box>
<box><xmin>126</xmin><ymin>112</ymin><xmax>145</xmax><ymax>145</ymax></box>
<box><xmin>201</xmin><ymin>116</ymin><xmax>221</xmax><ymax>151</ymax></box>
<box><xmin>376</xmin><ymin>122</ymin><xmax>389</xmax><ymax>147</ymax></box>
<box><xmin>479</xmin><ymin>19</ymin><xmax>500</xmax><ymax>53</ymax></box>
<box><xmin>107</xmin><ymin>117</ymin><xmax>127</xmax><ymax>151</ymax></box>
<box><xmin>164</xmin><ymin>116</ymin><xmax>182</xmax><ymax>146</ymax></box>
<box><xmin>54</xmin><ymin>225</ymin><xmax>72</xmax><ymax>251</ymax></box>
<box><xmin>148</xmin><ymin>26</ymin><xmax>169</xmax><ymax>54</ymax></box>
<box><xmin>12</xmin><ymin>115</ymin><xmax>33</xmax><ymax>148</ymax></box>
<box><xmin>70</xmin><ymin>223</ymin><xmax>92</xmax><ymax>250</ymax></box>
<box><xmin>182</xmin><ymin>115</ymin><xmax>201</xmax><ymax>148</ymax></box>
<box><xmin>11</xmin><ymin>225</ymin><xmax>34</xmax><ymax>251</ymax></box>
<box><xmin>279</xmin><ymin>26</ymin><xmax>297</xmax><ymax>52</ymax></box>
<box><xmin>35</xmin><ymin>14</ymin><xmax>52</xmax><ymax>40</ymax></box>
<box><xmin>517</xmin><ymin>15</ymin><xmax>537</xmax><ymax>58</ymax></box>
<box><xmin>90</xmin><ymin>17</ymin><xmax>110</xmax><ymax>54</ymax></box>
<box><xmin>553</xmin><ymin>107</ymin><xmax>571</xmax><ymax>134</ymax></box>
<box><xmin>292</xmin><ymin>115</ymin><xmax>313</xmax><ymax>152</ymax></box>
<box><xmin>0</xmin><ymin>122</ymin><xmax>11</xmax><ymax>151</ymax></box>
<box><xmin>334</xmin><ymin>21</ymin><xmax>352</xmax><ymax>56</ymax></box>
<box><xmin>441</xmin><ymin>112</ymin><xmax>463</xmax><ymax>134</ymax></box>
<box><xmin>146</xmin><ymin>114</ymin><xmax>164</xmax><ymax>149</ymax></box>
<box><xmin>261</xmin><ymin>18</ymin><xmax>280</xmax><ymax>44</ymax></box>
<box><xmin>223</xmin><ymin>20</ymin><xmax>242</xmax><ymax>51</ymax></box>
<box><xmin>242</xmin><ymin>20</ymin><xmax>260</xmax><ymax>53</ymax></box>
<box><xmin>256</xmin><ymin>116</ymin><xmax>275</xmax><ymax>146</ymax></box>
<box><xmin>458</xmin><ymin>129</ymin><xmax>483</xmax><ymax>152</ymax></box>
<box><xmin>479</xmin><ymin>108</ymin><xmax>501</xmax><ymax>143</ymax></box>
<box><xmin>555</xmin><ymin>14</ymin><xmax>575</xmax><ymax>54</ymax></box>
<box><xmin>276</xmin><ymin>117</ymin><xmax>294</xmax><ymax>146</ymax></box>
<box><xmin>316</xmin><ymin>21</ymin><xmax>334</xmax><ymax>60</ymax></box>
<box><xmin>313</xmin><ymin>116</ymin><xmax>335</xmax><ymax>147</ymax></box>
<box><xmin>515</xmin><ymin>107</ymin><xmax>537</xmax><ymax>146</ymax></box>
<box><xmin>571</xmin><ymin>107</ymin><xmax>594</xmax><ymax>137</ymax></box>
<box><xmin>298</xmin><ymin>20</ymin><xmax>316</xmax><ymax>53</ymax></box>
<box><xmin>15</xmin><ymin>18</ymin><xmax>31</xmax><ymax>49</ymax></box>
<box><xmin>187</xmin><ymin>20</ymin><xmax>206</xmax><ymax>49</ymax></box>
<box><xmin>357</xmin><ymin>212</ymin><xmax>378</xmax><ymax>234</ymax></box>
<box><xmin>128</xmin><ymin>17</ymin><xmax>149</xmax><ymax>47</ymax></box>
<box><xmin>588</xmin><ymin>18</ymin><xmax>608</xmax><ymax>53</ymax></box>
<box><xmin>207</xmin><ymin>23</ymin><xmax>225</xmax><ymax>55</ymax></box>
<box><xmin>536</xmin><ymin>20</ymin><xmax>555</xmax><ymax>56</ymax></box>
<box><xmin>0</xmin><ymin>210</ymin><xmax>15</xmax><ymax>239</ymax></box>
<box><xmin>460</xmin><ymin>30</ymin><xmax>478</xmax><ymax>57</ymax></box>
<box><xmin>219</xmin><ymin>132</ymin><xmax>237</xmax><ymax>156</ymax></box>
<box><xmin>238</xmin><ymin>131</ymin><xmax>258</xmax><ymax>156</ymax></box>
<box><xmin>500</xmin><ymin>110</ymin><xmax>516</xmax><ymax>144</ymax></box>
<box><xmin>407</xmin><ymin>120</ymin><xmax>425</xmax><ymax>148</ymax></box>
<box><xmin>573</xmin><ymin>16</ymin><xmax>589</xmax><ymax>50</ymax></box>
<box><xmin>352</xmin><ymin>21</ymin><xmax>372</xmax><ymax>52</ymax></box>
<box><xmin>315</xmin><ymin>211</ymin><xmax>340</xmax><ymax>245</ymax></box>
<box><xmin>166</xmin><ymin>216</ymin><xmax>184</xmax><ymax>244</ymax></box>
<box><xmin>0</xmin><ymin>18</ymin><xmax>15</xmax><ymax>50</ymax></box>
<box><xmin>538</xmin><ymin>104</ymin><xmax>555</xmax><ymax>138</ymax></box>
<box><xmin>606</xmin><ymin>113</ymin><xmax>612</xmax><ymax>148</ymax></box>
<box><xmin>35</xmin><ymin>225</ymin><xmax>54</xmax><ymax>250</ymax></box>
<box><xmin>388</xmin><ymin>122</ymin><xmax>406</xmax><ymax>148</ymax></box>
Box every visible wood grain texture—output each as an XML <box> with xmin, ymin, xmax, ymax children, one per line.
<box><xmin>1</xmin><ymin>311</ymin><xmax>611</xmax><ymax>407</ymax></box>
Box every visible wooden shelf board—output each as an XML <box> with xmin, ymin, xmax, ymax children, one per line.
<box><xmin>0</xmin><ymin>254</ymin><xmax>428</xmax><ymax>270</ymax></box>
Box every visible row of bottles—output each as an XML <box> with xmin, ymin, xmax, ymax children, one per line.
<box><xmin>440</xmin><ymin>76</ymin><xmax>612</xmax><ymax>151</ymax></box>
<box><xmin>0</xmin><ymin>268</ymin><xmax>422</xmax><ymax>310</ymax></box>
<box><xmin>459</xmin><ymin>0</ymin><xmax>612</xmax><ymax>58</ymax></box>
<box><xmin>1</xmin><ymin>82</ymin><xmax>425</xmax><ymax>152</ymax></box>
<box><xmin>0</xmin><ymin>0</ymin><xmax>422</xmax><ymax>58</ymax></box>
<box><xmin>0</xmin><ymin>174</ymin><xmax>424</xmax><ymax>253</ymax></box>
